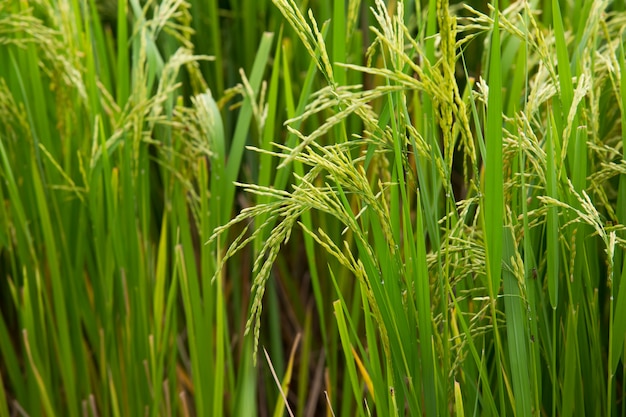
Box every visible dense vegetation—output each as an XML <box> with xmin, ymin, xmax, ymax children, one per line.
<box><xmin>1</xmin><ymin>0</ymin><xmax>626</xmax><ymax>415</ymax></box>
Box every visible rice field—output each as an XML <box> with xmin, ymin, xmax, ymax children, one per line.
<box><xmin>1</xmin><ymin>0</ymin><xmax>626</xmax><ymax>415</ymax></box>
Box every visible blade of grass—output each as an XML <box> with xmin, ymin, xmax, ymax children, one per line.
<box><xmin>270</xmin><ymin>334</ymin><xmax>300</xmax><ymax>417</ymax></box>
<box><xmin>502</xmin><ymin>225</ymin><xmax>532</xmax><ymax>416</ymax></box>
<box><xmin>561</xmin><ymin>307</ymin><xmax>580</xmax><ymax>417</ymax></box>
<box><xmin>483</xmin><ymin>5</ymin><xmax>506</xmax><ymax>411</ymax></box>
<box><xmin>333</xmin><ymin>298</ymin><xmax>367</xmax><ymax>417</ymax></box>
<box><xmin>612</xmin><ymin>39</ymin><xmax>626</xmax><ymax>377</ymax></box>
<box><xmin>413</xmin><ymin>191</ymin><xmax>438</xmax><ymax>417</ymax></box>
<box><xmin>546</xmin><ymin>111</ymin><xmax>560</xmax><ymax>308</ymax></box>
<box><xmin>484</xmin><ymin>0</ymin><xmax>503</xmax><ymax>301</ymax></box>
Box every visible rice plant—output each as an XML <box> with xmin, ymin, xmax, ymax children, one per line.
<box><xmin>1</xmin><ymin>0</ymin><xmax>626</xmax><ymax>416</ymax></box>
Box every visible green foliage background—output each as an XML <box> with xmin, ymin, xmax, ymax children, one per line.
<box><xmin>1</xmin><ymin>0</ymin><xmax>626</xmax><ymax>416</ymax></box>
